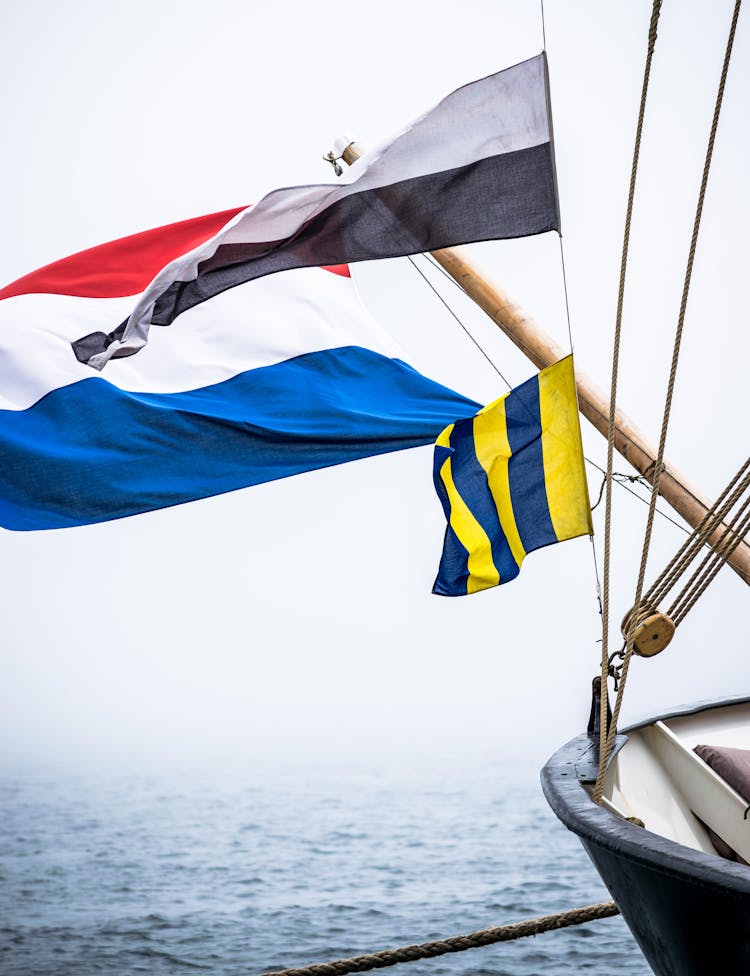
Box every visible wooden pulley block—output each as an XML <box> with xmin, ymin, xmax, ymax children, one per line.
<box><xmin>621</xmin><ymin>606</ymin><xmax>675</xmax><ymax>657</ymax></box>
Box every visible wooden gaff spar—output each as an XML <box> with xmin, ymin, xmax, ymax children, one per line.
<box><xmin>335</xmin><ymin>140</ymin><xmax>750</xmax><ymax>588</ymax></box>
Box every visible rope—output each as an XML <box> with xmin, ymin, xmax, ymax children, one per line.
<box><xmin>670</xmin><ymin>498</ymin><xmax>750</xmax><ymax>625</ymax></box>
<box><xmin>261</xmin><ymin>901</ymin><xmax>620</xmax><ymax>976</ymax></box>
<box><xmin>596</xmin><ymin>0</ymin><xmax>663</xmax><ymax>805</ymax></box>
<box><xmin>590</xmin><ymin>534</ymin><xmax>603</xmax><ymax>617</ymax></box>
<box><xmin>594</xmin><ymin>0</ymin><xmax>743</xmax><ymax>803</ymax></box>
<box><xmin>608</xmin><ymin>458</ymin><xmax>749</xmax><ymax>660</ymax></box>
<box><xmin>406</xmin><ymin>255</ymin><xmax>512</xmax><ymax>389</ymax></box>
<box><xmin>644</xmin><ymin>457</ymin><xmax>750</xmax><ymax>606</ymax></box>
<box><xmin>586</xmin><ymin>458</ymin><xmax>691</xmax><ymax>535</ymax></box>
<box><xmin>558</xmin><ymin>233</ymin><xmax>574</xmax><ymax>354</ymax></box>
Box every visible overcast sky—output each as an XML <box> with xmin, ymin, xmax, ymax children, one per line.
<box><xmin>1</xmin><ymin>0</ymin><xmax>747</xmax><ymax>774</ymax></box>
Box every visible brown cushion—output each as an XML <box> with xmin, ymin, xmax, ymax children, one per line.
<box><xmin>693</xmin><ymin>744</ymin><xmax>750</xmax><ymax>865</ymax></box>
<box><xmin>694</xmin><ymin>744</ymin><xmax>750</xmax><ymax>803</ymax></box>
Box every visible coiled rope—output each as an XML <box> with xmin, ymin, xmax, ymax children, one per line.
<box><xmin>262</xmin><ymin>901</ymin><xmax>620</xmax><ymax>976</ymax></box>
<box><xmin>595</xmin><ymin>0</ymin><xmax>743</xmax><ymax>804</ymax></box>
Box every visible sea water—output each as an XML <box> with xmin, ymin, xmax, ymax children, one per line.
<box><xmin>1</xmin><ymin>761</ymin><xmax>651</xmax><ymax>976</ymax></box>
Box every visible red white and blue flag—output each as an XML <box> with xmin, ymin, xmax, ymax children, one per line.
<box><xmin>0</xmin><ymin>57</ymin><xmax>557</xmax><ymax>530</ymax></box>
<box><xmin>0</xmin><ymin>212</ymin><xmax>480</xmax><ymax>530</ymax></box>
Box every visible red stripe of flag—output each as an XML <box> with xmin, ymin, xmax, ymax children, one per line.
<box><xmin>0</xmin><ymin>207</ymin><xmax>349</xmax><ymax>301</ymax></box>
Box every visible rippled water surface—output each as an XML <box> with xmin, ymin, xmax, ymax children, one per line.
<box><xmin>1</xmin><ymin>762</ymin><xmax>651</xmax><ymax>975</ymax></box>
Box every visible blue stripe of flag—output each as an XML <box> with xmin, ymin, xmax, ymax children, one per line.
<box><xmin>505</xmin><ymin>374</ymin><xmax>556</xmax><ymax>552</ymax></box>
<box><xmin>447</xmin><ymin>417</ymin><xmax>520</xmax><ymax>583</ymax></box>
<box><xmin>0</xmin><ymin>346</ymin><xmax>480</xmax><ymax>531</ymax></box>
<box><xmin>433</xmin><ymin>444</ymin><xmax>471</xmax><ymax>596</ymax></box>
<box><xmin>432</xmin><ymin>523</ymin><xmax>471</xmax><ymax>596</ymax></box>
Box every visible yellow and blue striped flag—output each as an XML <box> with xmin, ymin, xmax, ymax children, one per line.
<box><xmin>432</xmin><ymin>356</ymin><xmax>592</xmax><ymax>596</ymax></box>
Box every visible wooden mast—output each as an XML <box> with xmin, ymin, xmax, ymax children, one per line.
<box><xmin>339</xmin><ymin>141</ymin><xmax>750</xmax><ymax>587</ymax></box>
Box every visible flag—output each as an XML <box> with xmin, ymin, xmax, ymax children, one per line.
<box><xmin>0</xmin><ymin>212</ymin><xmax>480</xmax><ymax>531</ymax></box>
<box><xmin>432</xmin><ymin>356</ymin><xmax>592</xmax><ymax>596</ymax></box>
<box><xmin>70</xmin><ymin>54</ymin><xmax>559</xmax><ymax>369</ymax></box>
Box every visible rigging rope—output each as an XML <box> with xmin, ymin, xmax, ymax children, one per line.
<box><xmin>557</xmin><ymin>234</ymin><xmax>575</xmax><ymax>354</ymax></box>
<box><xmin>407</xmin><ymin>255</ymin><xmax>512</xmax><ymax>389</ymax></box>
<box><xmin>645</xmin><ymin>457</ymin><xmax>750</xmax><ymax>607</ymax></box>
<box><xmin>586</xmin><ymin>459</ymin><xmax>691</xmax><ymax>534</ymax></box>
<box><xmin>595</xmin><ymin>0</ymin><xmax>743</xmax><ymax>803</ymax></box>
<box><xmin>261</xmin><ymin>901</ymin><xmax>620</xmax><ymax>976</ymax></box>
<box><xmin>596</xmin><ymin>0</ymin><xmax>663</xmax><ymax>804</ymax></box>
<box><xmin>670</xmin><ymin>496</ymin><xmax>750</xmax><ymax>625</ymax></box>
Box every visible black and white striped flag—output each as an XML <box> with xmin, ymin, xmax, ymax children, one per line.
<box><xmin>75</xmin><ymin>54</ymin><xmax>559</xmax><ymax>369</ymax></box>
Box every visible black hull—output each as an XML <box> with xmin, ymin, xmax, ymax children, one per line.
<box><xmin>542</xmin><ymin>720</ymin><xmax>750</xmax><ymax>976</ymax></box>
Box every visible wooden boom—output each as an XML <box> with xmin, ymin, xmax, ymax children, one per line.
<box><xmin>340</xmin><ymin>141</ymin><xmax>750</xmax><ymax>587</ymax></box>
